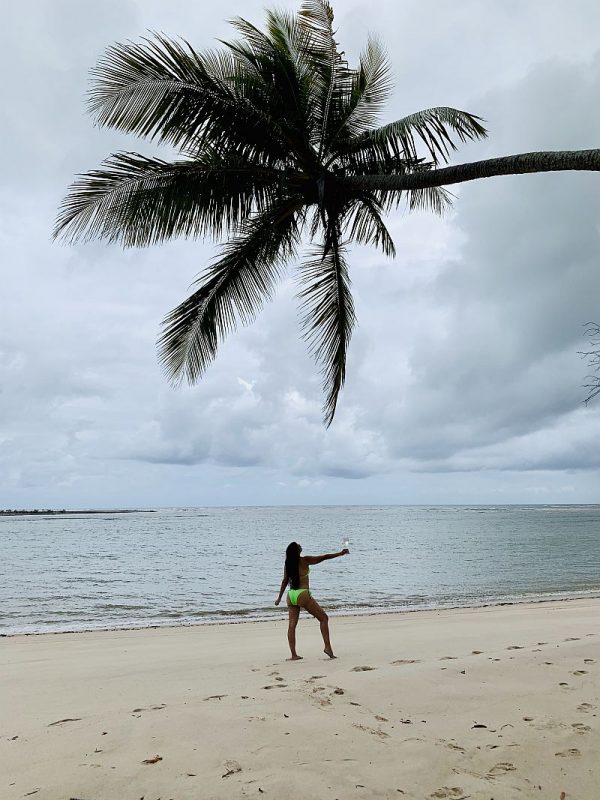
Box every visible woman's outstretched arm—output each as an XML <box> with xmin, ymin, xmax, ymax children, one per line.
<box><xmin>275</xmin><ymin>568</ymin><xmax>288</xmax><ymax>606</ymax></box>
<box><xmin>304</xmin><ymin>549</ymin><xmax>349</xmax><ymax>565</ymax></box>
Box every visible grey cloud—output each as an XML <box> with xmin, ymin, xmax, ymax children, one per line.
<box><xmin>345</xmin><ymin>56</ymin><xmax>600</xmax><ymax>471</ymax></box>
<box><xmin>2</xmin><ymin>1</ymin><xmax>600</xmax><ymax>506</ymax></box>
<box><xmin>411</xmin><ymin>407</ymin><xmax>600</xmax><ymax>473</ymax></box>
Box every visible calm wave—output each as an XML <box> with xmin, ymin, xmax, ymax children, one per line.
<box><xmin>2</xmin><ymin>505</ymin><xmax>600</xmax><ymax>635</ymax></box>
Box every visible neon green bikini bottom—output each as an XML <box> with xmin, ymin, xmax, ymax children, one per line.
<box><xmin>288</xmin><ymin>588</ymin><xmax>311</xmax><ymax>606</ymax></box>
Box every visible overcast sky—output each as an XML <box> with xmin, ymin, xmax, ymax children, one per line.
<box><xmin>1</xmin><ymin>0</ymin><xmax>600</xmax><ymax>508</ymax></box>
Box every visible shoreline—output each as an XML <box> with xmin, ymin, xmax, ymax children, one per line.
<box><xmin>4</xmin><ymin>590</ymin><xmax>600</xmax><ymax>638</ymax></box>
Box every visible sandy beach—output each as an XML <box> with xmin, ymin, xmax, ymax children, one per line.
<box><xmin>2</xmin><ymin>598</ymin><xmax>599</xmax><ymax>799</ymax></box>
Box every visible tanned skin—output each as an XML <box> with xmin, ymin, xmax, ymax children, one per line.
<box><xmin>275</xmin><ymin>546</ymin><xmax>349</xmax><ymax>659</ymax></box>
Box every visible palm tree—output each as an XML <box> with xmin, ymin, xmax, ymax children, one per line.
<box><xmin>55</xmin><ymin>0</ymin><xmax>600</xmax><ymax>425</ymax></box>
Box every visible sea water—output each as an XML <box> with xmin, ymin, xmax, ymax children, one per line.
<box><xmin>2</xmin><ymin>505</ymin><xmax>600</xmax><ymax>635</ymax></box>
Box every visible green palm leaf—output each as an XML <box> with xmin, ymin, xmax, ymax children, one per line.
<box><xmin>225</xmin><ymin>15</ymin><xmax>316</xmax><ymax>166</ymax></box>
<box><xmin>54</xmin><ymin>151</ymin><xmax>281</xmax><ymax>246</ymax></box>
<box><xmin>327</xmin><ymin>36</ymin><xmax>392</xmax><ymax>149</ymax></box>
<box><xmin>298</xmin><ymin>0</ymin><xmax>350</xmax><ymax>156</ymax></box>
<box><xmin>89</xmin><ymin>33</ymin><xmax>291</xmax><ymax>163</ymax></box>
<box><xmin>298</xmin><ymin>216</ymin><xmax>355</xmax><ymax>426</ymax></box>
<box><xmin>346</xmin><ymin>195</ymin><xmax>396</xmax><ymax>257</ymax></box>
<box><xmin>336</xmin><ymin>106</ymin><xmax>487</xmax><ymax>167</ymax></box>
<box><xmin>158</xmin><ymin>197</ymin><xmax>304</xmax><ymax>385</ymax></box>
<box><xmin>406</xmin><ymin>185</ymin><xmax>453</xmax><ymax>215</ymax></box>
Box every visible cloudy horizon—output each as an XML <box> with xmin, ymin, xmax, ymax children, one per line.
<box><xmin>1</xmin><ymin>0</ymin><xmax>600</xmax><ymax>508</ymax></box>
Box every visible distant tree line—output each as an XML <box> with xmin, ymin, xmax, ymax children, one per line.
<box><xmin>0</xmin><ymin>509</ymin><xmax>67</xmax><ymax>515</ymax></box>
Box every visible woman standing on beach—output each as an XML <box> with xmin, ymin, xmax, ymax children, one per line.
<box><xmin>275</xmin><ymin>542</ymin><xmax>349</xmax><ymax>660</ymax></box>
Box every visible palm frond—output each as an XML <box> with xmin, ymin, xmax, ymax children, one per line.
<box><xmin>347</xmin><ymin>195</ymin><xmax>396</xmax><ymax>256</ymax></box>
<box><xmin>228</xmin><ymin>16</ymin><xmax>275</xmax><ymax>58</ymax></box>
<box><xmin>225</xmin><ymin>16</ymin><xmax>318</xmax><ymax>167</ymax></box>
<box><xmin>297</xmin><ymin>0</ymin><xmax>349</xmax><ymax>155</ymax></box>
<box><xmin>89</xmin><ymin>33</ymin><xmax>291</xmax><ymax>163</ymax></box>
<box><xmin>298</xmin><ymin>217</ymin><xmax>355</xmax><ymax>426</ymax></box>
<box><xmin>330</xmin><ymin>136</ymin><xmax>421</xmax><ymax>176</ymax></box>
<box><xmin>327</xmin><ymin>36</ymin><xmax>392</xmax><ymax>150</ymax></box>
<box><xmin>336</xmin><ymin>106</ymin><xmax>487</xmax><ymax>167</ymax></box>
<box><xmin>53</xmin><ymin>151</ymin><xmax>280</xmax><ymax>245</ymax></box>
<box><xmin>298</xmin><ymin>0</ymin><xmax>335</xmax><ymax>47</ymax></box>
<box><xmin>406</xmin><ymin>185</ymin><xmax>453</xmax><ymax>215</ymax></box>
<box><xmin>158</xmin><ymin>198</ymin><xmax>304</xmax><ymax>385</ymax></box>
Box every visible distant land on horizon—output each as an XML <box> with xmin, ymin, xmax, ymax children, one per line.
<box><xmin>0</xmin><ymin>509</ymin><xmax>154</xmax><ymax>516</ymax></box>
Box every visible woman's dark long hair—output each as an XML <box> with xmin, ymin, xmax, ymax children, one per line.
<box><xmin>285</xmin><ymin>542</ymin><xmax>301</xmax><ymax>590</ymax></box>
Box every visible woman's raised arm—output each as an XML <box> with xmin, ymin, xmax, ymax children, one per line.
<box><xmin>304</xmin><ymin>550</ymin><xmax>349</xmax><ymax>565</ymax></box>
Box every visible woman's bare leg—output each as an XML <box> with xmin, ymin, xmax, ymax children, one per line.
<box><xmin>286</xmin><ymin>605</ymin><xmax>302</xmax><ymax>660</ymax></box>
<box><xmin>299</xmin><ymin>595</ymin><xmax>336</xmax><ymax>658</ymax></box>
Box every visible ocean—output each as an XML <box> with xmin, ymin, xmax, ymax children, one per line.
<box><xmin>2</xmin><ymin>505</ymin><xmax>600</xmax><ymax>635</ymax></box>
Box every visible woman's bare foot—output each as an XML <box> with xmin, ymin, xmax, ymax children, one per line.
<box><xmin>287</xmin><ymin>654</ymin><xmax>303</xmax><ymax>660</ymax></box>
<box><xmin>324</xmin><ymin>647</ymin><xmax>337</xmax><ymax>659</ymax></box>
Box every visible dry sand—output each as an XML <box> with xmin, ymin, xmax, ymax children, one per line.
<box><xmin>2</xmin><ymin>598</ymin><xmax>600</xmax><ymax>799</ymax></box>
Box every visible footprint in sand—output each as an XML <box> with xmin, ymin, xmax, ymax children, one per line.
<box><xmin>391</xmin><ymin>659</ymin><xmax>421</xmax><ymax>665</ymax></box>
<box><xmin>471</xmin><ymin>650</ymin><xmax>483</xmax><ymax>655</ymax></box>
<box><xmin>488</xmin><ymin>762</ymin><xmax>516</xmax><ymax>776</ymax></box>
<box><xmin>439</xmin><ymin>656</ymin><xmax>458</xmax><ymax>661</ymax></box>
<box><xmin>572</xmin><ymin>670</ymin><xmax>588</xmax><ymax>676</ymax></box>
<box><xmin>221</xmin><ymin>760</ymin><xmax>242</xmax><ymax>778</ymax></box>
<box><xmin>583</xmin><ymin>658</ymin><xmax>595</xmax><ymax>664</ymax></box>
<box><xmin>309</xmin><ymin>687</ymin><xmax>331</xmax><ymax>707</ymax></box>
<box><xmin>506</xmin><ymin>645</ymin><xmax>524</xmax><ymax>650</ymax></box>
<box><xmin>263</xmin><ymin>684</ymin><xmax>287</xmax><ymax>690</ymax></box>
<box><xmin>352</xmin><ymin>723</ymin><xmax>389</xmax><ymax>739</ymax></box>
<box><xmin>555</xmin><ymin>748</ymin><xmax>581</xmax><ymax>757</ymax></box>
<box><xmin>446</xmin><ymin>743</ymin><xmax>466</xmax><ymax>753</ymax></box>
<box><xmin>351</xmin><ymin>665</ymin><xmax>376</xmax><ymax>672</ymax></box>
<box><xmin>537</xmin><ymin>642</ymin><xmax>548</xmax><ymax>645</ymax></box>
<box><xmin>430</xmin><ymin>788</ymin><xmax>466</xmax><ymax>799</ymax></box>
<box><xmin>571</xmin><ymin>723</ymin><xmax>591</xmax><ymax>734</ymax></box>
<box><xmin>564</xmin><ymin>637</ymin><xmax>581</xmax><ymax>642</ymax></box>
<box><xmin>577</xmin><ymin>702</ymin><xmax>596</xmax><ymax>713</ymax></box>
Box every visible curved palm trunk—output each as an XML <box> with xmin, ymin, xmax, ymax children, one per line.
<box><xmin>344</xmin><ymin>149</ymin><xmax>600</xmax><ymax>191</ymax></box>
